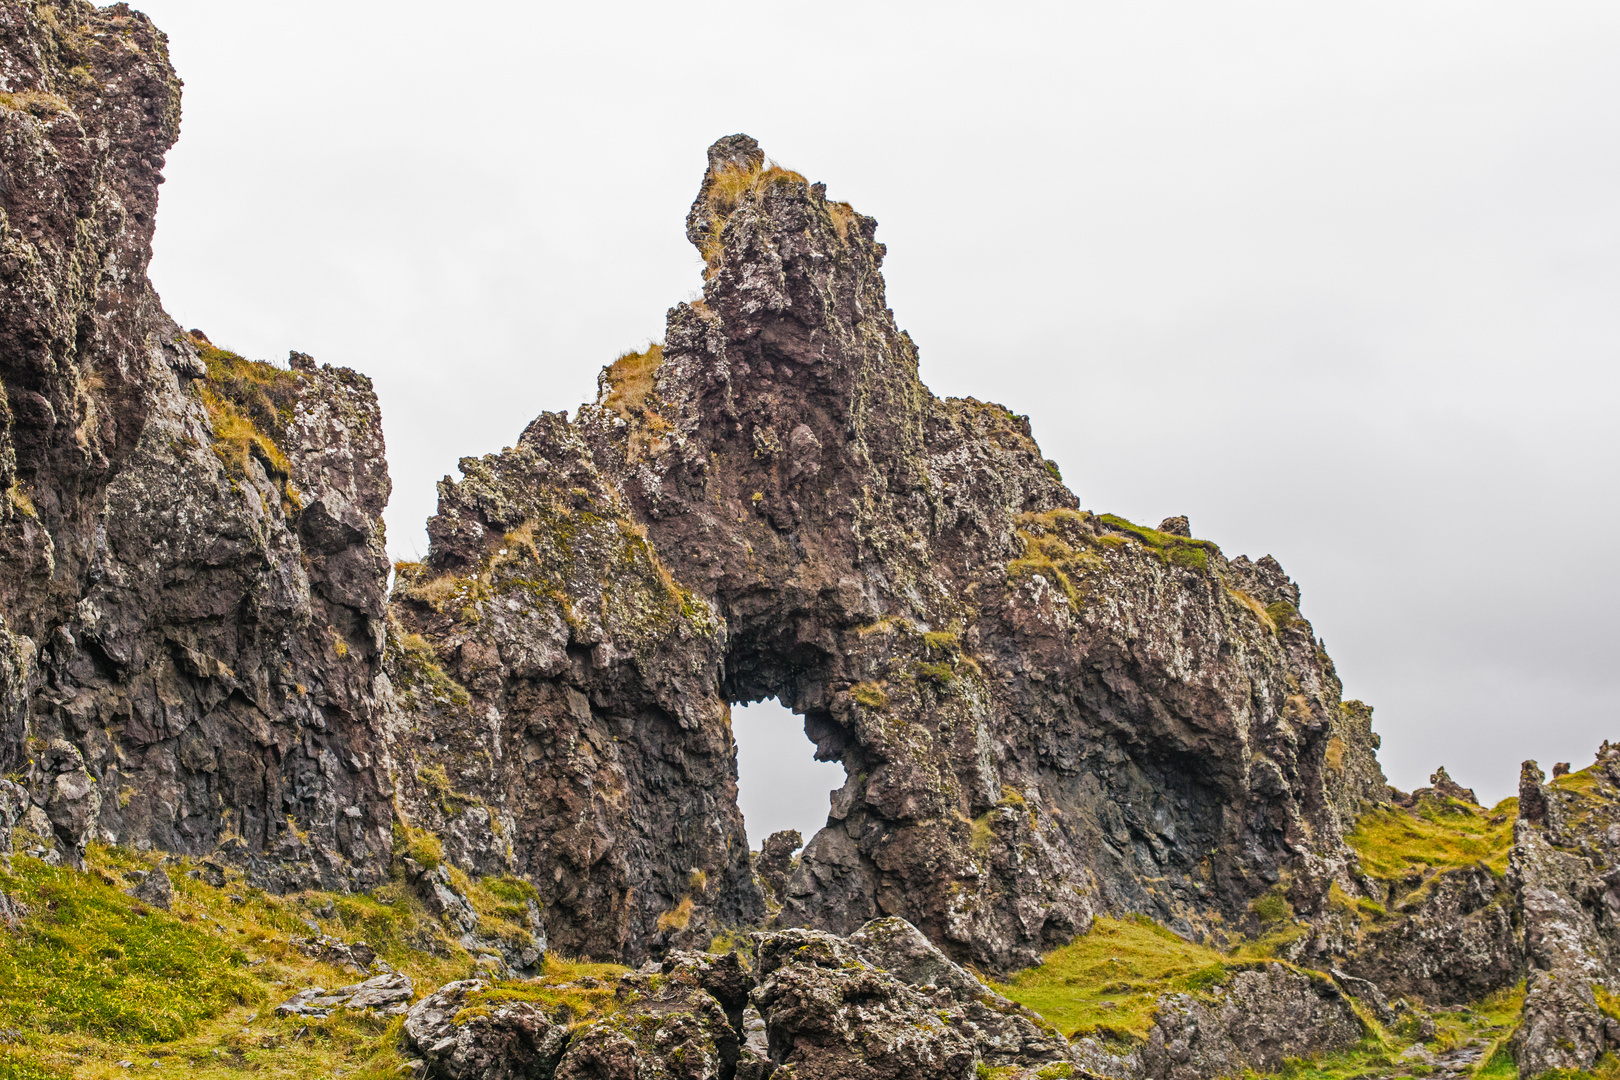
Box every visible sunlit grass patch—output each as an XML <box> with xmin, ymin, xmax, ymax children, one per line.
<box><xmin>1345</xmin><ymin>795</ymin><xmax>1515</xmax><ymax>883</ymax></box>
<box><xmin>0</xmin><ymin>841</ymin><xmax>501</xmax><ymax>1078</ymax></box>
<box><xmin>0</xmin><ymin>854</ymin><xmax>261</xmax><ymax>1042</ymax></box>
<box><xmin>988</xmin><ymin>915</ymin><xmax>1229</xmax><ymax>1041</ymax></box>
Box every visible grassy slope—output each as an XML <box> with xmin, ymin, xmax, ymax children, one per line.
<box><xmin>4</xmin><ymin>768</ymin><xmax>1608</xmax><ymax>1078</ymax></box>
<box><xmin>988</xmin><ymin>916</ymin><xmax>1229</xmax><ymax>1041</ymax></box>
<box><xmin>0</xmin><ymin>838</ymin><xmax>529</xmax><ymax>1079</ymax></box>
<box><xmin>1346</xmin><ymin>795</ymin><xmax>1516</xmax><ymax>884</ymax></box>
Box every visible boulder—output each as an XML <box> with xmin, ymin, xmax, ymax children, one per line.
<box><xmin>276</xmin><ymin>973</ymin><xmax>413</xmax><ymax>1018</ymax></box>
<box><xmin>403</xmin><ymin>979</ymin><xmax>568</xmax><ymax>1080</ymax></box>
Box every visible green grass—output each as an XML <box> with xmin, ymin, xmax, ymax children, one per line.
<box><xmin>988</xmin><ymin>916</ymin><xmax>1230</xmax><ymax>1040</ymax></box>
<box><xmin>191</xmin><ymin>338</ymin><xmax>309</xmax><ymax>507</ymax></box>
<box><xmin>1537</xmin><ymin>1056</ymin><xmax>1620</xmax><ymax>1080</ymax></box>
<box><xmin>0</xmin><ymin>841</ymin><xmax>506</xmax><ymax>1078</ymax></box>
<box><xmin>1236</xmin><ymin>1037</ymin><xmax>1399</xmax><ymax>1080</ymax></box>
<box><xmin>1006</xmin><ymin>509</ymin><xmax>1104</xmax><ymax>608</ymax></box>
<box><xmin>851</xmin><ymin>681</ymin><xmax>889</xmax><ymax>709</ymax></box>
<box><xmin>465</xmin><ymin>954</ymin><xmax>633</xmax><ymax>1027</ymax></box>
<box><xmin>1345</xmin><ymin>795</ymin><xmax>1516</xmax><ymax>884</ymax></box>
<box><xmin>0</xmin><ymin>854</ymin><xmax>262</xmax><ymax>1042</ymax></box>
<box><xmin>1096</xmin><ymin>514</ymin><xmax>1219</xmax><ymax>573</ymax></box>
<box><xmin>1472</xmin><ymin>1042</ymin><xmax>1518</xmax><ymax>1079</ymax></box>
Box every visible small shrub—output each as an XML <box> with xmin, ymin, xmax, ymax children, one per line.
<box><xmin>1250</xmin><ymin>887</ymin><xmax>1293</xmax><ymax>924</ymax></box>
<box><xmin>851</xmin><ymin>682</ymin><xmax>888</xmax><ymax>709</ymax></box>
<box><xmin>656</xmin><ymin>897</ymin><xmax>694</xmax><ymax>932</ymax></box>
<box><xmin>600</xmin><ymin>344</ymin><xmax>664</xmax><ymax>422</ymax></box>
<box><xmin>406</xmin><ymin>829</ymin><xmax>443</xmax><ymax>871</ymax></box>
<box><xmin>1265</xmin><ymin>600</ymin><xmax>1301</xmax><ymax>629</ymax></box>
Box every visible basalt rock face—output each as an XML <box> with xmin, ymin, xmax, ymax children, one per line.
<box><xmin>1509</xmin><ymin>753</ymin><xmax>1620</xmax><ymax>1077</ymax></box>
<box><xmin>392</xmin><ymin>132</ymin><xmax>1387</xmax><ymax>972</ymax></box>
<box><xmin>0</xmin><ymin>2</ymin><xmax>395</xmax><ymax>887</ymax></box>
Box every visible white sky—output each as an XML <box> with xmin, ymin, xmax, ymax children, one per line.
<box><xmin>136</xmin><ymin>1</ymin><xmax>1620</xmax><ymax>812</ymax></box>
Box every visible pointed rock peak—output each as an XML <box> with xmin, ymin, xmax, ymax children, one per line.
<box><xmin>707</xmin><ymin>133</ymin><xmax>765</xmax><ymax>175</ymax></box>
<box><xmin>683</xmin><ymin>133</ymin><xmax>852</xmax><ymax>270</ymax></box>
<box><xmin>688</xmin><ymin>133</ymin><xmax>766</xmax><ymax>250</ymax></box>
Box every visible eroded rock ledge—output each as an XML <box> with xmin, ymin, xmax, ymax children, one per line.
<box><xmin>399</xmin><ymin>917</ymin><xmax>1366</xmax><ymax>1080</ymax></box>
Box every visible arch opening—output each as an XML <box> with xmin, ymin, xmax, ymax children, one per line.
<box><xmin>730</xmin><ymin>697</ymin><xmax>846</xmax><ymax>854</ymax></box>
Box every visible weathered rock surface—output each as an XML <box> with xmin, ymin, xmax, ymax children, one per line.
<box><xmin>1137</xmin><ymin>965</ymin><xmax>1363</xmax><ymax>1080</ymax></box>
<box><xmin>18</xmin><ymin>5</ymin><xmax>1620</xmax><ymax>1075</ymax></box>
<box><xmin>388</xmin><ymin>131</ymin><xmax>1387</xmax><ymax>973</ymax></box>
<box><xmin>0</xmin><ymin>0</ymin><xmax>395</xmax><ymax>892</ymax></box>
<box><xmin>275</xmin><ymin>972</ymin><xmax>413</xmax><ymax>1018</ymax></box>
<box><xmin>1508</xmin><ymin>755</ymin><xmax>1620</xmax><ymax>1077</ymax></box>
<box><xmin>403</xmin><ymin>979</ymin><xmax>569</xmax><ymax>1080</ymax></box>
<box><xmin>124</xmin><ymin>864</ymin><xmax>170</xmax><ymax>909</ymax></box>
<box><xmin>1342</xmin><ymin>862</ymin><xmax>1521</xmax><ymax>1005</ymax></box>
<box><xmin>398</xmin><ymin>918</ymin><xmax>1375</xmax><ymax>1080</ymax></box>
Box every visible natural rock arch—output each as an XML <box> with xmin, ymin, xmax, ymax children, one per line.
<box><xmin>387</xmin><ymin>134</ymin><xmax>1387</xmax><ymax>971</ymax></box>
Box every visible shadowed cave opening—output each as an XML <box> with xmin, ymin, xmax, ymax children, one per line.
<box><xmin>730</xmin><ymin>697</ymin><xmax>846</xmax><ymax>856</ymax></box>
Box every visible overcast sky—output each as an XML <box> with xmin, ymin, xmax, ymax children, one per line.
<box><xmin>135</xmin><ymin>1</ymin><xmax>1620</xmax><ymax>831</ymax></box>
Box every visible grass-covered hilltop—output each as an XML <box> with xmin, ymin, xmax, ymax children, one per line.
<box><xmin>3</xmin><ymin>2</ymin><xmax>1619</xmax><ymax>1077</ymax></box>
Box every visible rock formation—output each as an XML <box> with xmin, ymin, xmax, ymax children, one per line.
<box><xmin>387</xmin><ymin>131</ymin><xmax>1387</xmax><ymax>974</ymax></box>
<box><xmin>0</xmin><ymin>0</ymin><xmax>394</xmax><ymax>887</ymax></box>
<box><xmin>7</xmin><ymin>4</ymin><xmax>1620</xmax><ymax>1077</ymax></box>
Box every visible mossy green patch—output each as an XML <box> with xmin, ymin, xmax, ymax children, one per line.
<box><xmin>0</xmin><ymin>854</ymin><xmax>261</xmax><ymax>1042</ymax></box>
<box><xmin>1535</xmin><ymin>1055</ymin><xmax>1620</xmax><ymax>1080</ymax></box>
<box><xmin>851</xmin><ymin>682</ymin><xmax>889</xmax><ymax>709</ymax></box>
<box><xmin>989</xmin><ymin>915</ymin><xmax>1230</xmax><ymax>1041</ymax></box>
<box><xmin>391</xmin><ymin>629</ymin><xmax>473</xmax><ymax>710</ymax></box>
<box><xmin>1096</xmin><ymin>514</ymin><xmax>1218</xmax><ymax>574</ymax></box>
<box><xmin>1346</xmin><ymin>795</ymin><xmax>1515</xmax><ymax>884</ymax></box>
<box><xmin>1236</xmin><ymin>1037</ymin><xmax>1399</xmax><ymax>1080</ymax></box>
<box><xmin>1472</xmin><ymin>1041</ymin><xmax>1518</xmax><ymax>1079</ymax></box>
<box><xmin>0</xmin><ymin>839</ymin><xmax>515</xmax><ymax>1078</ymax></box>
<box><xmin>469</xmin><ymin>955</ymin><xmax>633</xmax><ymax>1027</ymax></box>
<box><xmin>192</xmin><ymin>338</ymin><xmax>308</xmax><ymax>511</ymax></box>
<box><xmin>1007</xmin><ymin>509</ymin><xmax>1104</xmax><ymax>608</ymax></box>
<box><xmin>1250</xmin><ymin>885</ymin><xmax>1293</xmax><ymax>924</ymax></box>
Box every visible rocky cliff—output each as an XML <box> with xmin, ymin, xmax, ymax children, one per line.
<box><xmin>388</xmin><ymin>132</ymin><xmax>1388</xmax><ymax>975</ymax></box>
<box><xmin>4</xmin><ymin>5</ymin><xmax>1620</xmax><ymax>1079</ymax></box>
<box><xmin>0</xmin><ymin>0</ymin><xmax>395</xmax><ymax>890</ymax></box>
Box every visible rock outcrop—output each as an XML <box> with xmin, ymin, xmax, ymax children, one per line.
<box><xmin>1</xmin><ymin>0</ymin><xmax>1388</xmax><ymax>968</ymax></box>
<box><xmin>388</xmin><ymin>131</ymin><xmax>1387</xmax><ymax>973</ymax></box>
<box><xmin>0</xmin><ymin>0</ymin><xmax>395</xmax><ymax>889</ymax></box>
<box><xmin>400</xmin><ymin>917</ymin><xmax>1372</xmax><ymax>1080</ymax></box>
<box><xmin>15</xmin><ymin>4</ymin><xmax>1620</xmax><ymax>1076</ymax></box>
<box><xmin>1508</xmin><ymin>754</ymin><xmax>1620</xmax><ymax>1076</ymax></box>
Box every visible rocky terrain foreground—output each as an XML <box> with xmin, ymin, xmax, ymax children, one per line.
<box><xmin>1</xmin><ymin>2</ymin><xmax>1618</xmax><ymax>1077</ymax></box>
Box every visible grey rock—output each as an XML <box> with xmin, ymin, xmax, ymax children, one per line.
<box><xmin>1138</xmin><ymin>964</ymin><xmax>1364</xmax><ymax>1080</ymax></box>
<box><xmin>275</xmin><ymin>972</ymin><xmax>412</xmax><ymax>1019</ymax></box>
<box><xmin>386</xmin><ymin>133</ymin><xmax>1388</xmax><ymax>976</ymax></box>
<box><xmin>127</xmin><ymin>867</ymin><xmax>172</xmax><ymax>911</ymax></box>
<box><xmin>750</xmin><ymin>927</ymin><xmax>978</xmax><ymax>1080</ymax></box>
<box><xmin>403</xmin><ymin>979</ymin><xmax>568</xmax><ymax>1080</ymax></box>
<box><xmin>1340</xmin><ymin>863</ymin><xmax>1521</xmax><ymax>1005</ymax></box>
